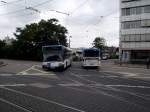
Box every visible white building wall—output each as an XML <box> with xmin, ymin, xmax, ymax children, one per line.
<box><xmin>120</xmin><ymin>0</ymin><xmax>150</xmax><ymax>62</ymax></box>
<box><xmin>121</xmin><ymin>0</ymin><xmax>150</xmax><ymax>8</ymax></box>
<box><xmin>121</xmin><ymin>42</ymin><xmax>150</xmax><ymax>50</ymax></box>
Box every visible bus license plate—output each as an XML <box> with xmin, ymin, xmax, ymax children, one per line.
<box><xmin>90</xmin><ymin>61</ymin><xmax>96</xmax><ymax>65</ymax></box>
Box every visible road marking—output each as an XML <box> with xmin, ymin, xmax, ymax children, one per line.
<box><xmin>32</xmin><ymin>68</ymin><xmax>49</xmax><ymax>74</ymax></box>
<box><xmin>102</xmin><ymin>71</ymin><xmax>138</xmax><ymax>77</ymax></box>
<box><xmin>20</xmin><ymin>73</ymin><xmax>55</xmax><ymax>76</ymax></box>
<box><xmin>0</xmin><ymin>74</ymin><xmax>13</xmax><ymax>76</ymax></box>
<box><xmin>134</xmin><ymin>76</ymin><xmax>150</xmax><ymax>79</ymax></box>
<box><xmin>17</xmin><ymin>65</ymin><xmax>55</xmax><ymax>76</ymax></box>
<box><xmin>90</xmin><ymin>83</ymin><xmax>150</xmax><ymax>101</ymax></box>
<box><xmin>103</xmin><ymin>72</ymin><xmax>150</xmax><ymax>85</ymax></box>
<box><xmin>1</xmin><ymin>87</ymin><xmax>85</xmax><ymax>112</ymax></box>
<box><xmin>106</xmin><ymin>85</ymin><xmax>150</xmax><ymax>89</ymax></box>
<box><xmin>69</xmin><ymin>71</ymin><xmax>150</xmax><ymax>107</ymax></box>
<box><xmin>66</xmin><ymin>77</ymin><xmax>84</xmax><ymax>84</ymax></box>
<box><xmin>0</xmin><ymin>98</ymin><xmax>32</xmax><ymax>112</ymax></box>
<box><xmin>59</xmin><ymin>83</ymin><xmax>84</xmax><ymax>87</ymax></box>
<box><xmin>0</xmin><ymin>84</ymin><xmax>26</xmax><ymax>87</ymax></box>
<box><xmin>17</xmin><ymin>66</ymin><xmax>34</xmax><ymax>75</ymax></box>
<box><xmin>103</xmin><ymin>71</ymin><xmax>150</xmax><ymax>79</ymax></box>
<box><xmin>70</xmin><ymin>72</ymin><xmax>97</xmax><ymax>84</ymax></box>
<box><xmin>65</xmin><ymin>86</ymin><xmax>99</xmax><ymax>94</ymax></box>
<box><xmin>29</xmin><ymin>83</ymin><xmax>52</xmax><ymax>89</ymax></box>
<box><xmin>88</xmin><ymin>83</ymin><xmax>150</xmax><ymax>89</ymax></box>
<box><xmin>118</xmin><ymin>72</ymin><xmax>138</xmax><ymax>77</ymax></box>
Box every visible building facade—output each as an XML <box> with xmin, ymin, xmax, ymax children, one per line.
<box><xmin>120</xmin><ymin>0</ymin><xmax>150</xmax><ymax>63</ymax></box>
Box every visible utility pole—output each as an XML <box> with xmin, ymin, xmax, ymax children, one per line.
<box><xmin>69</xmin><ymin>36</ymin><xmax>72</xmax><ymax>48</ymax></box>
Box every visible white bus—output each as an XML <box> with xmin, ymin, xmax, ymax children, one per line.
<box><xmin>42</xmin><ymin>45</ymin><xmax>72</xmax><ymax>70</ymax></box>
<box><xmin>82</xmin><ymin>48</ymin><xmax>101</xmax><ymax>68</ymax></box>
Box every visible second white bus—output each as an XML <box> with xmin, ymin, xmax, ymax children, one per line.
<box><xmin>82</xmin><ymin>48</ymin><xmax>101</xmax><ymax>68</ymax></box>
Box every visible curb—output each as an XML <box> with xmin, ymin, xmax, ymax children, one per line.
<box><xmin>0</xmin><ymin>62</ymin><xmax>8</xmax><ymax>67</ymax></box>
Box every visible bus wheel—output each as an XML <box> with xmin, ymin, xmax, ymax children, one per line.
<box><xmin>42</xmin><ymin>66</ymin><xmax>48</xmax><ymax>71</ymax></box>
<box><xmin>65</xmin><ymin>62</ymin><xmax>67</xmax><ymax>69</ymax></box>
<box><xmin>82</xmin><ymin>66</ymin><xmax>85</xmax><ymax>69</ymax></box>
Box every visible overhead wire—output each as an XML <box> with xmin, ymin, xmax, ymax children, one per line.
<box><xmin>0</xmin><ymin>0</ymin><xmax>54</xmax><ymax>16</ymax></box>
<box><xmin>65</xmin><ymin>0</ymin><xmax>91</xmax><ymax>28</ymax></box>
<box><xmin>69</xmin><ymin>0</ymin><xmax>90</xmax><ymax>16</ymax></box>
<box><xmin>85</xmin><ymin>10</ymin><xmax>119</xmax><ymax>32</ymax></box>
<box><xmin>0</xmin><ymin>0</ymin><xmax>24</xmax><ymax>6</ymax></box>
<box><xmin>33</xmin><ymin>0</ymin><xmax>53</xmax><ymax>8</ymax></box>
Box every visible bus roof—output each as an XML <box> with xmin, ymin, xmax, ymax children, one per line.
<box><xmin>83</xmin><ymin>48</ymin><xmax>100</xmax><ymax>51</ymax></box>
<box><xmin>42</xmin><ymin>45</ymin><xmax>72</xmax><ymax>51</ymax></box>
<box><xmin>42</xmin><ymin>45</ymin><xmax>64</xmax><ymax>48</ymax></box>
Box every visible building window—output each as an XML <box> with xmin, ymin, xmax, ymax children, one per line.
<box><xmin>122</xmin><ymin>19</ymin><xmax>150</xmax><ymax>29</ymax></box>
<box><xmin>130</xmin><ymin>7</ymin><xmax>136</xmax><ymax>15</ymax></box>
<box><xmin>121</xmin><ymin>5</ymin><xmax>150</xmax><ymax>16</ymax></box>
<box><xmin>144</xmin><ymin>6</ymin><xmax>150</xmax><ymax>13</ymax></box>
<box><xmin>136</xmin><ymin>7</ymin><xmax>142</xmax><ymax>14</ymax></box>
<box><xmin>141</xmin><ymin>20</ymin><xmax>150</xmax><ymax>27</ymax></box>
<box><xmin>121</xmin><ymin>34</ymin><xmax>150</xmax><ymax>42</ymax></box>
<box><xmin>121</xmin><ymin>21</ymin><xmax>141</xmax><ymax>29</ymax></box>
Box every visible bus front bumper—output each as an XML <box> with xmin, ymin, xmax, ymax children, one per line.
<box><xmin>42</xmin><ymin>62</ymin><xmax>64</xmax><ymax>69</ymax></box>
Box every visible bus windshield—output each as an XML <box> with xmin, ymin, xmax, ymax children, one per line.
<box><xmin>42</xmin><ymin>46</ymin><xmax>63</xmax><ymax>61</ymax></box>
<box><xmin>83</xmin><ymin>49</ymin><xmax>100</xmax><ymax>57</ymax></box>
<box><xmin>43</xmin><ymin>46</ymin><xmax>62</xmax><ymax>54</ymax></box>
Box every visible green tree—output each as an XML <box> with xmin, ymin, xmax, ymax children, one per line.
<box><xmin>0</xmin><ymin>40</ymin><xmax>5</xmax><ymax>48</ymax></box>
<box><xmin>0</xmin><ymin>40</ymin><xmax>5</xmax><ymax>58</ymax></box>
<box><xmin>92</xmin><ymin>37</ymin><xmax>106</xmax><ymax>50</ymax></box>
<box><xmin>14</xmin><ymin>18</ymin><xmax>68</xmax><ymax>46</ymax></box>
<box><xmin>12</xmin><ymin>18</ymin><xmax>68</xmax><ymax>60</ymax></box>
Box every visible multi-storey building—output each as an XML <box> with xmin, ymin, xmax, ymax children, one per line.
<box><xmin>120</xmin><ymin>0</ymin><xmax>150</xmax><ymax>62</ymax></box>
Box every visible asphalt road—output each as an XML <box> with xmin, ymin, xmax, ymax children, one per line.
<box><xmin>0</xmin><ymin>60</ymin><xmax>150</xmax><ymax>112</ymax></box>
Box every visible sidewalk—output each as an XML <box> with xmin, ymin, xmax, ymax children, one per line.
<box><xmin>0</xmin><ymin>61</ymin><xmax>4</xmax><ymax>67</ymax></box>
<box><xmin>101</xmin><ymin>60</ymin><xmax>150</xmax><ymax>81</ymax></box>
<box><xmin>0</xmin><ymin>61</ymin><xmax>7</xmax><ymax>67</ymax></box>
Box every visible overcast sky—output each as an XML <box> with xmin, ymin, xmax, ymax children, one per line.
<box><xmin>0</xmin><ymin>0</ymin><xmax>119</xmax><ymax>48</ymax></box>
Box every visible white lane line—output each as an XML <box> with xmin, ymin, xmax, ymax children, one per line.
<box><xmin>69</xmin><ymin>71</ymin><xmax>150</xmax><ymax>108</ymax></box>
<box><xmin>32</xmin><ymin>65</ymin><xmax>41</xmax><ymax>68</ymax></box>
<box><xmin>0</xmin><ymin>98</ymin><xmax>32</xmax><ymax>112</ymax></box>
<box><xmin>102</xmin><ymin>71</ymin><xmax>138</xmax><ymax>77</ymax></box>
<box><xmin>66</xmin><ymin>77</ymin><xmax>84</xmax><ymax>84</ymax></box>
<box><xmin>103</xmin><ymin>72</ymin><xmax>150</xmax><ymax>85</ymax></box>
<box><xmin>22</xmin><ymin>73</ymin><xmax>55</xmax><ymax>76</ymax></box>
<box><xmin>0</xmin><ymin>84</ymin><xmax>26</xmax><ymax>87</ymax></box>
<box><xmin>70</xmin><ymin>68</ymin><xmax>150</xmax><ymax>101</ymax></box>
<box><xmin>106</xmin><ymin>85</ymin><xmax>150</xmax><ymax>89</ymax></box>
<box><xmin>89</xmin><ymin>82</ymin><xmax>150</xmax><ymax>101</ymax></box>
<box><xmin>31</xmin><ymin>68</ymin><xmax>49</xmax><ymax>74</ymax></box>
<box><xmin>58</xmin><ymin>76</ymin><xmax>145</xmax><ymax>109</ymax></box>
<box><xmin>65</xmin><ymin>86</ymin><xmax>99</xmax><ymax>94</ymax></box>
<box><xmin>134</xmin><ymin>76</ymin><xmax>150</xmax><ymax>79</ymax></box>
<box><xmin>16</xmin><ymin>66</ymin><xmax>33</xmax><ymax>75</ymax></box>
<box><xmin>0</xmin><ymin>74</ymin><xmax>13</xmax><ymax>76</ymax></box>
<box><xmin>1</xmin><ymin>87</ymin><xmax>85</xmax><ymax>112</ymax></box>
<box><xmin>17</xmin><ymin>65</ymin><xmax>56</xmax><ymax>76</ymax></box>
<box><xmin>59</xmin><ymin>83</ymin><xmax>84</xmax><ymax>87</ymax></box>
<box><xmin>29</xmin><ymin>83</ymin><xmax>52</xmax><ymax>89</ymax></box>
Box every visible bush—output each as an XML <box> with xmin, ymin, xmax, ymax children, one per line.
<box><xmin>111</xmin><ymin>54</ymin><xmax>119</xmax><ymax>59</ymax></box>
